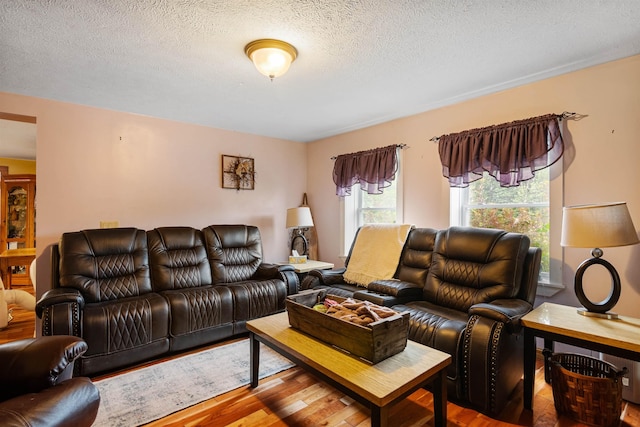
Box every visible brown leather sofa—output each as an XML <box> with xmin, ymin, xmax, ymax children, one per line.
<box><xmin>0</xmin><ymin>336</ymin><xmax>100</xmax><ymax>427</ymax></box>
<box><xmin>302</xmin><ymin>226</ymin><xmax>541</xmax><ymax>415</ymax></box>
<box><xmin>36</xmin><ymin>225</ymin><xmax>298</xmax><ymax>376</ymax></box>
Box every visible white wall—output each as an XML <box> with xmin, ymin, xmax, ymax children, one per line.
<box><xmin>0</xmin><ymin>92</ymin><xmax>308</xmax><ymax>297</ymax></box>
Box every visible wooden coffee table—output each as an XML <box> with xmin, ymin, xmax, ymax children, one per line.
<box><xmin>246</xmin><ymin>312</ymin><xmax>451</xmax><ymax>427</ymax></box>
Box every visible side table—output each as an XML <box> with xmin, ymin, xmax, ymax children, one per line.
<box><xmin>521</xmin><ymin>302</ymin><xmax>640</xmax><ymax>410</ymax></box>
<box><xmin>284</xmin><ymin>260</ymin><xmax>334</xmax><ymax>274</ymax></box>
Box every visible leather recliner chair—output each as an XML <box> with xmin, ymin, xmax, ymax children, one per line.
<box><xmin>0</xmin><ymin>335</ymin><xmax>100</xmax><ymax>427</ymax></box>
<box><xmin>302</xmin><ymin>226</ymin><xmax>541</xmax><ymax>415</ymax></box>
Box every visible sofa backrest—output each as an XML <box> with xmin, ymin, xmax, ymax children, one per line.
<box><xmin>147</xmin><ymin>227</ymin><xmax>212</xmax><ymax>291</ymax></box>
<box><xmin>202</xmin><ymin>225</ymin><xmax>263</xmax><ymax>283</ymax></box>
<box><xmin>58</xmin><ymin>228</ymin><xmax>151</xmax><ymax>303</ymax></box>
<box><xmin>424</xmin><ymin>226</ymin><xmax>530</xmax><ymax>311</ymax></box>
<box><xmin>394</xmin><ymin>227</ymin><xmax>438</xmax><ymax>285</ymax></box>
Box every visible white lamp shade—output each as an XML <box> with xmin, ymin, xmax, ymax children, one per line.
<box><xmin>561</xmin><ymin>202</ymin><xmax>639</xmax><ymax>248</ymax></box>
<box><xmin>286</xmin><ymin>207</ymin><xmax>314</xmax><ymax>229</ymax></box>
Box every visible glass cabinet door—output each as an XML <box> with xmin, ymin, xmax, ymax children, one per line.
<box><xmin>2</xmin><ymin>174</ymin><xmax>36</xmax><ymax>251</ymax></box>
<box><xmin>7</xmin><ymin>185</ymin><xmax>29</xmax><ymax>248</ymax></box>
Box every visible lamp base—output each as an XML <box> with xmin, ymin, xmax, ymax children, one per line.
<box><xmin>291</xmin><ymin>230</ymin><xmax>309</xmax><ymax>256</ymax></box>
<box><xmin>576</xmin><ymin>307</ymin><xmax>619</xmax><ymax>320</ymax></box>
<box><xmin>574</xmin><ymin>255</ymin><xmax>621</xmax><ymax>317</ymax></box>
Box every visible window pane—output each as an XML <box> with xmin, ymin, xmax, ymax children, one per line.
<box><xmin>469</xmin><ymin>169</ymin><xmax>549</xmax><ymax>205</ymax></box>
<box><xmin>465</xmin><ymin>169</ymin><xmax>550</xmax><ymax>273</ymax></box>
<box><xmin>360</xmin><ymin>180</ymin><xmax>397</xmax><ymax>225</ymax></box>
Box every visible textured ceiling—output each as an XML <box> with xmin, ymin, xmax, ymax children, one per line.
<box><xmin>1</xmin><ymin>0</ymin><xmax>640</xmax><ymax>160</ymax></box>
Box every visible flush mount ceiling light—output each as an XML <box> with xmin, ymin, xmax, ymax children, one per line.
<box><xmin>244</xmin><ymin>39</ymin><xmax>297</xmax><ymax>80</ymax></box>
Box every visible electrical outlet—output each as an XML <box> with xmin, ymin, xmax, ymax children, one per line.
<box><xmin>100</xmin><ymin>220</ymin><xmax>120</xmax><ymax>228</ymax></box>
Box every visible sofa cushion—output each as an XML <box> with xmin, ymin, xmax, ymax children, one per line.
<box><xmin>148</xmin><ymin>227</ymin><xmax>212</xmax><ymax>291</ymax></box>
<box><xmin>59</xmin><ymin>228</ymin><xmax>151</xmax><ymax>303</ymax></box>
<box><xmin>163</xmin><ymin>286</ymin><xmax>234</xmax><ymax>351</ymax></box>
<box><xmin>80</xmin><ymin>293</ymin><xmax>170</xmax><ymax>375</ymax></box>
<box><xmin>395</xmin><ymin>227</ymin><xmax>438</xmax><ymax>285</ymax></box>
<box><xmin>227</xmin><ymin>279</ymin><xmax>288</xmax><ymax>324</ymax></box>
<box><xmin>202</xmin><ymin>225</ymin><xmax>263</xmax><ymax>283</ymax></box>
<box><xmin>423</xmin><ymin>227</ymin><xmax>529</xmax><ymax>312</ymax></box>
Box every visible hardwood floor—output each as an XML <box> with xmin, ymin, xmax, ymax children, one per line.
<box><xmin>0</xmin><ymin>284</ymin><xmax>35</xmax><ymax>341</ymax></box>
<box><xmin>2</xmin><ymin>300</ymin><xmax>639</xmax><ymax>427</ymax></box>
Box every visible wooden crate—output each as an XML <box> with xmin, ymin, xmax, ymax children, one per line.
<box><xmin>286</xmin><ymin>289</ymin><xmax>410</xmax><ymax>364</ymax></box>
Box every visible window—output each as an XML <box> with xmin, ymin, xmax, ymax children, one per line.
<box><xmin>340</xmin><ymin>164</ymin><xmax>402</xmax><ymax>256</ymax></box>
<box><xmin>451</xmin><ymin>168</ymin><xmax>551</xmax><ymax>279</ymax></box>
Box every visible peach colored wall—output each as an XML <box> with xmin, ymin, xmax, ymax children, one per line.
<box><xmin>307</xmin><ymin>54</ymin><xmax>640</xmax><ymax>317</ymax></box>
<box><xmin>0</xmin><ymin>158</ymin><xmax>36</xmax><ymax>175</ymax></box>
<box><xmin>0</xmin><ymin>92</ymin><xmax>307</xmax><ymax>296</ymax></box>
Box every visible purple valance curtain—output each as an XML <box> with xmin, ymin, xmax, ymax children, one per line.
<box><xmin>438</xmin><ymin>113</ymin><xmax>564</xmax><ymax>187</ymax></box>
<box><xmin>333</xmin><ymin>145</ymin><xmax>398</xmax><ymax>196</ymax></box>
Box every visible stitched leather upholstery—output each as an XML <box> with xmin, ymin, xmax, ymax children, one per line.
<box><xmin>303</xmin><ymin>226</ymin><xmax>541</xmax><ymax>415</ymax></box>
<box><xmin>37</xmin><ymin>224</ymin><xmax>296</xmax><ymax>376</ymax></box>
<box><xmin>203</xmin><ymin>225</ymin><xmax>288</xmax><ymax>333</ymax></box>
<box><xmin>0</xmin><ymin>336</ymin><xmax>100</xmax><ymax>427</ymax></box>
<box><xmin>59</xmin><ymin>228</ymin><xmax>152</xmax><ymax>302</ymax></box>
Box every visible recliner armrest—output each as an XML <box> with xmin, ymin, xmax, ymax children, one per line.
<box><xmin>259</xmin><ymin>263</ymin><xmax>299</xmax><ymax>295</ymax></box>
<box><xmin>353</xmin><ymin>279</ymin><xmax>423</xmax><ymax>307</ymax></box>
<box><xmin>255</xmin><ymin>262</ymin><xmax>291</xmax><ymax>279</ymax></box>
<box><xmin>254</xmin><ymin>263</ymin><xmax>299</xmax><ymax>295</ymax></box>
<box><xmin>300</xmin><ymin>268</ymin><xmax>347</xmax><ymax>290</ymax></box>
<box><xmin>367</xmin><ymin>279</ymin><xmax>423</xmax><ymax>298</ymax></box>
<box><xmin>310</xmin><ymin>267</ymin><xmax>347</xmax><ymax>284</ymax></box>
<box><xmin>469</xmin><ymin>299</ymin><xmax>533</xmax><ymax>333</ymax></box>
<box><xmin>0</xmin><ymin>336</ymin><xmax>88</xmax><ymax>402</ymax></box>
<box><xmin>0</xmin><ymin>377</ymin><xmax>100</xmax><ymax>427</ymax></box>
<box><xmin>35</xmin><ymin>288</ymin><xmax>84</xmax><ymax>318</ymax></box>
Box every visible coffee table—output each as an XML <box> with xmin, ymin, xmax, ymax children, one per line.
<box><xmin>246</xmin><ymin>312</ymin><xmax>451</xmax><ymax>427</ymax></box>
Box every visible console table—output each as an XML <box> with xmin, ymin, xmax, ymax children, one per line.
<box><xmin>284</xmin><ymin>259</ymin><xmax>334</xmax><ymax>273</ymax></box>
<box><xmin>0</xmin><ymin>248</ymin><xmax>36</xmax><ymax>289</ymax></box>
<box><xmin>522</xmin><ymin>302</ymin><xmax>640</xmax><ymax>410</ymax></box>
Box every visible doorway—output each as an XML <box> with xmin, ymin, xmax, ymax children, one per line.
<box><xmin>0</xmin><ymin>112</ymin><xmax>36</xmax><ymax>341</ymax></box>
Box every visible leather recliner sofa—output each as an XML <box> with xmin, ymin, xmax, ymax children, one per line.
<box><xmin>36</xmin><ymin>224</ymin><xmax>298</xmax><ymax>376</ymax></box>
<box><xmin>302</xmin><ymin>226</ymin><xmax>541</xmax><ymax>415</ymax></box>
<box><xmin>0</xmin><ymin>336</ymin><xmax>100</xmax><ymax>427</ymax></box>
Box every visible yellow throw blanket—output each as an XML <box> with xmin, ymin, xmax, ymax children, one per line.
<box><xmin>344</xmin><ymin>224</ymin><xmax>412</xmax><ymax>287</ymax></box>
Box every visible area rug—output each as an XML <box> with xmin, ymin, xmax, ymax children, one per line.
<box><xmin>93</xmin><ymin>339</ymin><xmax>295</xmax><ymax>426</ymax></box>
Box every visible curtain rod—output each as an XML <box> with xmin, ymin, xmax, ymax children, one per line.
<box><xmin>330</xmin><ymin>143</ymin><xmax>407</xmax><ymax>160</ymax></box>
<box><xmin>428</xmin><ymin>111</ymin><xmax>577</xmax><ymax>143</ymax></box>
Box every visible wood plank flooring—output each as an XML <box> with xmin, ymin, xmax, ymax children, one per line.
<box><xmin>2</xmin><ymin>295</ymin><xmax>639</xmax><ymax>427</ymax></box>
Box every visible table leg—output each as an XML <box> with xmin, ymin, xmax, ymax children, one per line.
<box><xmin>249</xmin><ymin>332</ymin><xmax>260</xmax><ymax>387</ymax></box>
<box><xmin>432</xmin><ymin>369</ymin><xmax>447</xmax><ymax>427</ymax></box>
<box><xmin>0</xmin><ymin>262</ymin><xmax>9</xmax><ymax>290</ymax></box>
<box><xmin>370</xmin><ymin>404</ymin><xmax>388</xmax><ymax>427</ymax></box>
<box><xmin>523</xmin><ymin>327</ymin><xmax>535</xmax><ymax>410</ymax></box>
<box><xmin>543</xmin><ymin>339</ymin><xmax>554</xmax><ymax>383</ymax></box>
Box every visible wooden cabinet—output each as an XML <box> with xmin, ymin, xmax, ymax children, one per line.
<box><xmin>1</xmin><ymin>174</ymin><xmax>36</xmax><ymax>286</ymax></box>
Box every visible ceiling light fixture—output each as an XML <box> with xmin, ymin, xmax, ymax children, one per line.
<box><xmin>244</xmin><ymin>39</ymin><xmax>297</xmax><ymax>81</ymax></box>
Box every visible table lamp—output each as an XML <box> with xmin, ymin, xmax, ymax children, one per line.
<box><xmin>286</xmin><ymin>207</ymin><xmax>314</xmax><ymax>256</ymax></box>
<box><xmin>561</xmin><ymin>202</ymin><xmax>639</xmax><ymax>319</ymax></box>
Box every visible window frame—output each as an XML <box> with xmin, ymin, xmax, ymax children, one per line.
<box><xmin>340</xmin><ymin>155</ymin><xmax>403</xmax><ymax>257</ymax></box>
<box><xmin>449</xmin><ymin>160</ymin><xmax>564</xmax><ymax>296</ymax></box>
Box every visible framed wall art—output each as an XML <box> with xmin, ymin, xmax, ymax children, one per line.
<box><xmin>221</xmin><ymin>155</ymin><xmax>255</xmax><ymax>190</ymax></box>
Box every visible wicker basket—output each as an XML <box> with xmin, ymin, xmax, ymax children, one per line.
<box><xmin>544</xmin><ymin>350</ymin><xmax>627</xmax><ymax>427</ymax></box>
